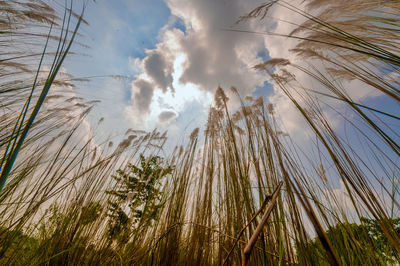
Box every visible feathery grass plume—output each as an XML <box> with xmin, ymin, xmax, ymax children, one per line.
<box><xmin>238</xmin><ymin>0</ymin><xmax>400</xmax><ymax>264</ymax></box>
<box><xmin>1</xmin><ymin>84</ymin><xmax>399</xmax><ymax>264</ymax></box>
<box><xmin>0</xmin><ymin>0</ymin><xmax>88</xmax><ymax>190</ymax></box>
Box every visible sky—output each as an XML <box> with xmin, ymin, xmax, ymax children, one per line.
<box><xmin>64</xmin><ymin>0</ymin><xmax>277</xmax><ymax>145</ymax></box>
<box><xmin>62</xmin><ymin>0</ymin><xmax>400</xmax><ymax>172</ymax></box>
<box><xmin>30</xmin><ymin>0</ymin><xmax>398</xmax><ymax>218</ymax></box>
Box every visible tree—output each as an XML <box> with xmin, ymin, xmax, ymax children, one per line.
<box><xmin>361</xmin><ymin>217</ymin><xmax>400</xmax><ymax>264</ymax></box>
<box><xmin>297</xmin><ymin>218</ymin><xmax>400</xmax><ymax>265</ymax></box>
<box><xmin>106</xmin><ymin>154</ymin><xmax>173</xmax><ymax>243</ymax></box>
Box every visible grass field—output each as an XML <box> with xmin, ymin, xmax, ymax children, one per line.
<box><xmin>0</xmin><ymin>0</ymin><xmax>399</xmax><ymax>265</ymax></box>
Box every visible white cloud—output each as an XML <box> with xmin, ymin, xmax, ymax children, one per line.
<box><xmin>123</xmin><ymin>0</ymin><xmax>386</xmax><ymax>144</ymax></box>
<box><xmin>125</xmin><ymin>54</ymin><xmax>213</xmax><ymax>133</ymax></box>
<box><xmin>125</xmin><ymin>0</ymin><xmax>274</xmax><ymax>127</ymax></box>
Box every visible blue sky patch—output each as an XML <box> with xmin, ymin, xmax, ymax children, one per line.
<box><xmin>253</xmin><ymin>81</ymin><xmax>274</xmax><ymax>98</ymax></box>
<box><xmin>257</xmin><ymin>49</ymin><xmax>270</xmax><ymax>63</ymax></box>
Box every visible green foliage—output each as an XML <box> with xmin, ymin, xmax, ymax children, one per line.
<box><xmin>361</xmin><ymin>217</ymin><xmax>400</xmax><ymax>263</ymax></box>
<box><xmin>80</xmin><ymin>202</ymin><xmax>103</xmax><ymax>226</ymax></box>
<box><xmin>298</xmin><ymin>218</ymin><xmax>400</xmax><ymax>265</ymax></box>
<box><xmin>106</xmin><ymin>154</ymin><xmax>173</xmax><ymax>242</ymax></box>
<box><xmin>0</xmin><ymin>227</ymin><xmax>39</xmax><ymax>265</ymax></box>
<box><xmin>38</xmin><ymin>203</ymin><xmax>65</xmax><ymax>240</ymax></box>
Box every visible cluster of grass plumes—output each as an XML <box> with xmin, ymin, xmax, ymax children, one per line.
<box><xmin>0</xmin><ymin>87</ymin><xmax>397</xmax><ymax>265</ymax></box>
<box><xmin>0</xmin><ymin>0</ymin><xmax>92</xmax><ymax>190</ymax></box>
<box><xmin>0</xmin><ymin>0</ymin><xmax>399</xmax><ymax>265</ymax></box>
<box><xmin>239</xmin><ymin>0</ymin><xmax>400</xmax><ymax>264</ymax></box>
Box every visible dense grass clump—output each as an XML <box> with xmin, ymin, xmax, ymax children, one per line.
<box><xmin>0</xmin><ymin>0</ymin><xmax>399</xmax><ymax>265</ymax></box>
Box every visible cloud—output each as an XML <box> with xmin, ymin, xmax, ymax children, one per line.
<box><xmin>126</xmin><ymin>0</ymin><xmax>384</xmax><ymax>139</ymax></box>
<box><xmin>168</xmin><ymin>0</ymin><xmax>266</xmax><ymax>94</ymax></box>
<box><xmin>143</xmin><ymin>51</ymin><xmax>174</xmax><ymax>93</ymax></box>
<box><xmin>127</xmin><ymin>0</ymin><xmax>273</xmax><ymax>122</ymax></box>
<box><xmin>235</xmin><ymin>0</ymin><xmax>387</xmax><ymax>139</ymax></box>
<box><xmin>158</xmin><ymin>110</ymin><xmax>177</xmax><ymax>123</ymax></box>
<box><xmin>130</xmin><ymin>79</ymin><xmax>154</xmax><ymax>114</ymax></box>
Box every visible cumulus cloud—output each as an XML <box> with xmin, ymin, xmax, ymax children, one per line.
<box><xmin>126</xmin><ymin>0</ymin><xmax>383</xmax><ymax>139</ymax></box>
<box><xmin>143</xmin><ymin>51</ymin><xmax>174</xmax><ymax>93</ymax></box>
<box><xmin>130</xmin><ymin>79</ymin><xmax>154</xmax><ymax>114</ymax></box>
<box><xmin>158</xmin><ymin>110</ymin><xmax>177</xmax><ymax>123</ymax></box>
<box><xmin>241</xmin><ymin>0</ymin><xmax>387</xmax><ymax>138</ymax></box>
<box><xmin>168</xmin><ymin>0</ymin><xmax>266</xmax><ymax>94</ymax></box>
<box><xmin>127</xmin><ymin>0</ymin><xmax>272</xmax><ymax>122</ymax></box>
